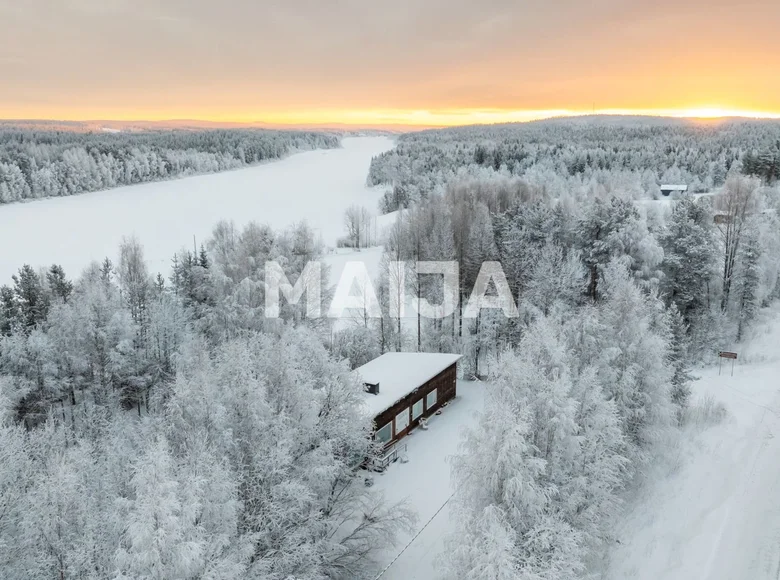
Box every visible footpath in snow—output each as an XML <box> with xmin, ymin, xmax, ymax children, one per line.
<box><xmin>0</xmin><ymin>136</ymin><xmax>394</xmax><ymax>284</ymax></box>
<box><xmin>603</xmin><ymin>305</ymin><xmax>780</xmax><ymax>580</ymax></box>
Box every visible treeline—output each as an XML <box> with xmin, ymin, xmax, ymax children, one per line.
<box><xmin>0</xmin><ymin>128</ymin><xmax>340</xmax><ymax>203</ymax></box>
<box><xmin>0</xmin><ymin>222</ymin><xmax>413</xmax><ymax>580</ymax></box>
<box><xmin>336</xmin><ymin>175</ymin><xmax>779</xmax><ymax>376</ymax></box>
<box><xmin>366</xmin><ymin>117</ymin><xmax>780</xmax><ymax>211</ymax></box>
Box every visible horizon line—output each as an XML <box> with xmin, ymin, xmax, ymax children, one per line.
<box><xmin>3</xmin><ymin>108</ymin><xmax>780</xmax><ymax>131</ymax></box>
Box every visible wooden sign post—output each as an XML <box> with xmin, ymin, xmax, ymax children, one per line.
<box><xmin>718</xmin><ymin>351</ymin><xmax>737</xmax><ymax>376</ymax></box>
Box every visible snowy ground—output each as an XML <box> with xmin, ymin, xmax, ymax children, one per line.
<box><xmin>371</xmin><ymin>380</ymin><xmax>486</xmax><ymax>580</ymax></box>
<box><xmin>0</xmin><ymin>136</ymin><xmax>394</xmax><ymax>284</ymax></box>
<box><xmin>321</xmin><ymin>209</ymin><xmax>402</xmax><ymax>291</ymax></box>
<box><xmin>323</xmin><ymin>246</ymin><xmax>386</xmax><ymax>289</ymax></box>
<box><xmin>602</xmin><ymin>305</ymin><xmax>780</xmax><ymax>580</ymax></box>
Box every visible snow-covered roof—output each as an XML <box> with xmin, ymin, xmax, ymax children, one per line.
<box><xmin>660</xmin><ymin>184</ymin><xmax>688</xmax><ymax>190</ymax></box>
<box><xmin>355</xmin><ymin>353</ymin><xmax>462</xmax><ymax>417</ymax></box>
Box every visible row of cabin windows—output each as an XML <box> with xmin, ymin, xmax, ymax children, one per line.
<box><xmin>375</xmin><ymin>388</ymin><xmax>438</xmax><ymax>444</ymax></box>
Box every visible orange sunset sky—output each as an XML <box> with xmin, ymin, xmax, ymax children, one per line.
<box><xmin>1</xmin><ymin>0</ymin><xmax>779</xmax><ymax>128</ymax></box>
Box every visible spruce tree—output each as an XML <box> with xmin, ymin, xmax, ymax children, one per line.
<box><xmin>0</xmin><ymin>285</ymin><xmax>19</xmax><ymax>336</ymax></box>
<box><xmin>11</xmin><ymin>265</ymin><xmax>49</xmax><ymax>330</ymax></box>
<box><xmin>198</xmin><ymin>244</ymin><xmax>209</xmax><ymax>269</ymax></box>
<box><xmin>667</xmin><ymin>303</ymin><xmax>692</xmax><ymax>422</ymax></box>
<box><xmin>661</xmin><ymin>198</ymin><xmax>715</xmax><ymax>328</ymax></box>
<box><xmin>736</xmin><ymin>231</ymin><xmax>762</xmax><ymax>341</ymax></box>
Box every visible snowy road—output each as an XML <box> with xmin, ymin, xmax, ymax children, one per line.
<box><xmin>700</xmin><ymin>374</ymin><xmax>780</xmax><ymax>580</ymax></box>
<box><xmin>0</xmin><ymin>136</ymin><xmax>394</xmax><ymax>284</ymax></box>
<box><xmin>604</xmin><ymin>307</ymin><xmax>780</xmax><ymax>580</ymax></box>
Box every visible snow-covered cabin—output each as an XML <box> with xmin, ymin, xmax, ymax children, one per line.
<box><xmin>660</xmin><ymin>184</ymin><xmax>688</xmax><ymax>197</ymax></box>
<box><xmin>355</xmin><ymin>352</ymin><xmax>461</xmax><ymax>448</ymax></box>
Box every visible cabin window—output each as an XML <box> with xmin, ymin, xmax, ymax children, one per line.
<box><xmin>375</xmin><ymin>422</ymin><xmax>392</xmax><ymax>444</ymax></box>
<box><xmin>426</xmin><ymin>389</ymin><xmax>437</xmax><ymax>410</ymax></box>
<box><xmin>395</xmin><ymin>408</ymin><xmax>410</xmax><ymax>433</ymax></box>
<box><xmin>412</xmin><ymin>399</ymin><xmax>423</xmax><ymax>420</ymax></box>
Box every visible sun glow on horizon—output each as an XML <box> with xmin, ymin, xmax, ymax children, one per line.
<box><xmin>4</xmin><ymin>107</ymin><xmax>780</xmax><ymax>129</ymax></box>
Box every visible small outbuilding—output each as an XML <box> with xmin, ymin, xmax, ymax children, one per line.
<box><xmin>660</xmin><ymin>184</ymin><xmax>688</xmax><ymax>197</ymax></box>
<box><xmin>355</xmin><ymin>352</ymin><xmax>461</xmax><ymax>450</ymax></box>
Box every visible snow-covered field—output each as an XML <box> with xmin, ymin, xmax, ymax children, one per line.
<box><xmin>0</xmin><ymin>136</ymin><xmax>394</xmax><ymax>284</ymax></box>
<box><xmin>372</xmin><ymin>380</ymin><xmax>486</xmax><ymax>579</ymax></box>
<box><xmin>603</xmin><ymin>305</ymin><xmax>780</xmax><ymax>580</ymax></box>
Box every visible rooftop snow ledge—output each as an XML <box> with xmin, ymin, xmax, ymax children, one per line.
<box><xmin>354</xmin><ymin>352</ymin><xmax>462</xmax><ymax>416</ymax></box>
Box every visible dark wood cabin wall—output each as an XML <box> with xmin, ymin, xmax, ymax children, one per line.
<box><xmin>372</xmin><ymin>362</ymin><xmax>458</xmax><ymax>445</ymax></box>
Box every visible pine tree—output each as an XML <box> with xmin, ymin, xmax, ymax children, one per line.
<box><xmin>46</xmin><ymin>264</ymin><xmax>73</xmax><ymax>304</ymax></box>
<box><xmin>576</xmin><ymin>197</ymin><xmax>645</xmax><ymax>301</ymax></box>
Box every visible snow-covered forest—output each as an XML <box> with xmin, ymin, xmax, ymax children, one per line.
<box><xmin>0</xmin><ymin>128</ymin><xmax>339</xmax><ymax>203</ymax></box>
<box><xmin>367</xmin><ymin>117</ymin><xmax>780</xmax><ymax>211</ymax></box>
<box><xmin>0</xmin><ymin>224</ymin><xmax>416</xmax><ymax>579</ymax></box>
<box><xmin>364</xmin><ymin>159</ymin><xmax>779</xmax><ymax>577</ymax></box>
<box><xmin>1</xmin><ymin>118</ymin><xmax>780</xmax><ymax>579</ymax></box>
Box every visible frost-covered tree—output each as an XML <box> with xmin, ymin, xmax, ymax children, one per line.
<box><xmin>447</xmin><ymin>315</ymin><xmax>628</xmax><ymax>579</ymax></box>
<box><xmin>118</xmin><ymin>236</ymin><xmax>152</xmax><ymax>327</ymax></box>
<box><xmin>735</xmin><ymin>229</ymin><xmax>762</xmax><ymax>341</ymax></box>
<box><xmin>343</xmin><ymin>204</ymin><xmax>372</xmax><ymax>249</ymax></box>
<box><xmin>585</xmin><ymin>261</ymin><xmax>673</xmax><ymax>447</ymax></box>
<box><xmin>522</xmin><ymin>243</ymin><xmax>586</xmax><ymax>316</ymax></box>
<box><xmin>0</xmin><ymin>127</ymin><xmax>339</xmax><ymax>204</ymax></box>
<box><xmin>716</xmin><ymin>176</ymin><xmax>760</xmax><ymax>311</ymax></box>
<box><xmin>167</xmin><ymin>326</ymin><xmax>414</xmax><ymax>580</ymax></box>
<box><xmin>46</xmin><ymin>265</ymin><xmax>73</xmax><ymax>304</ymax></box>
<box><xmin>116</xmin><ymin>437</ymin><xmax>204</xmax><ymax>580</ymax></box>
<box><xmin>666</xmin><ymin>303</ymin><xmax>692</xmax><ymax>421</ymax></box>
<box><xmin>332</xmin><ymin>325</ymin><xmax>381</xmax><ymax>369</ymax></box>
<box><xmin>11</xmin><ymin>264</ymin><xmax>50</xmax><ymax>331</ymax></box>
<box><xmin>0</xmin><ymin>387</ymin><xmax>32</xmax><ymax>572</ymax></box>
<box><xmin>661</xmin><ymin>197</ymin><xmax>716</xmax><ymax>328</ymax></box>
<box><xmin>576</xmin><ymin>197</ymin><xmax>662</xmax><ymax>301</ymax></box>
<box><xmin>367</xmin><ymin>118</ymin><xmax>780</xmax><ymax>210</ymax></box>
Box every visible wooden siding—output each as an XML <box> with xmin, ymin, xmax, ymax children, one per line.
<box><xmin>371</xmin><ymin>362</ymin><xmax>458</xmax><ymax>446</ymax></box>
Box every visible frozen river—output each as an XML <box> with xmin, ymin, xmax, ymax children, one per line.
<box><xmin>0</xmin><ymin>136</ymin><xmax>394</xmax><ymax>283</ymax></box>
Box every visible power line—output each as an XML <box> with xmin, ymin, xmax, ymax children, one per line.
<box><xmin>373</xmin><ymin>491</ymin><xmax>456</xmax><ymax>580</ymax></box>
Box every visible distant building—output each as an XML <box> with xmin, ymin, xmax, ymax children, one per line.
<box><xmin>660</xmin><ymin>184</ymin><xmax>688</xmax><ymax>197</ymax></box>
<box><xmin>355</xmin><ymin>353</ymin><xmax>461</xmax><ymax>451</ymax></box>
